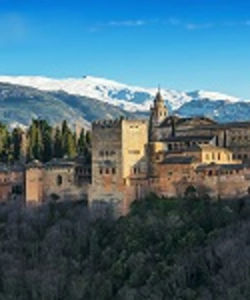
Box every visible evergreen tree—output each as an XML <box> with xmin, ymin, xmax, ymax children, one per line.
<box><xmin>86</xmin><ymin>131</ymin><xmax>91</xmax><ymax>146</ymax></box>
<box><xmin>54</xmin><ymin>127</ymin><xmax>63</xmax><ymax>158</ymax></box>
<box><xmin>77</xmin><ymin>128</ymin><xmax>86</xmax><ymax>156</ymax></box>
<box><xmin>12</xmin><ymin>128</ymin><xmax>23</xmax><ymax>161</ymax></box>
<box><xmin>42</xmin><ymin>129</ymin><xmax>53</xmax><ymax>162</ymax></box>
<box><xmin>64</xmin><ymin>131</ymin><xmax>77</xmax><ymax>159</ymax></box>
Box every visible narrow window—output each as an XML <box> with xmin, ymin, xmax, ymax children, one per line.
<box><xmin>106</xmin><ymin>168</ymin><xmax>109</xmax><ymax>174</ymax></box>
<box><xmin>112</xmin><ymin>168</ymin><xmax>116</xmax><ymax>175</ymax></box>
<box><xmin>99</xmin><ymin>168</ymin><xmax>103</xmax><ymax>175</ymax></box>
<box><xmin>57</xmin><ymin>175</ymin><xmax>63</xmax><ymax>186</ymax></box>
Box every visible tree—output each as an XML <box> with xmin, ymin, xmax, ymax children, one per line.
<box><xmin>77</xmin><ymin>129</ymin><xmax>86</xmax><ymax>156</ymax></box>
<box><xmin>86</xmin><ymin>131</ymin><xmax>91</xmax><ymax>146</ymax></box>
<box><xmin>64</xmin><ymin>131</ymin><xmax>77</xmax><ymax>159</ymax></box>
<box><xmin>54</xmin><ymin>127</ymin><xmax>63</xmax><ymax>158</ymax></box>
<box><xmin>12</xmin><ymin>128</ymin><xmax>23</xmax><ymax>161</ymax></box>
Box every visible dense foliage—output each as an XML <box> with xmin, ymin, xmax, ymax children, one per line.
<box><xmin>0</xmin><ymin>119</ymin><xmax>91</xmax><ymax>163</ymax></box>
<box><xmin>0</xmin><ymin>195</ymin><xmax>250</xmax><ymax>299</ymax></box>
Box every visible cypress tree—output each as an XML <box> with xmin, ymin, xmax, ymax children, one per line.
<box><xmin>77</xmin><ymin>128</ymin><xmax>86</xmax><ymax>156</ymax></box>
<box><xmin>54</xmin><ymin>127</ymin><xmax>63</xmax><ymax>158</ymax></box>
<box><xmin>12</xmin><ymin>128</ymin><xmax>23</xmax><ymax>161</ymax></box>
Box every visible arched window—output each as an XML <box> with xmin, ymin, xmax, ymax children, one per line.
<box><xmin>57</xmin><ymin>175</ymin><xmax>63</xmax><ymax>186</ymax></box>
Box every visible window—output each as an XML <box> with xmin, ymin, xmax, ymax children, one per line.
<box><xmin>128</xmin><ymin>150</ymin><xmax>140</xmax><ymax>155</ymax></box>
<box><xmin>205</xmin><ymin>154</ymin><xmax>210</xmax><ymax>160</ymax></box>
<box><xmin>218</xmin><ymin>152</ymin><xmax>221</xmax><ymax>160</ymax></box>
<box><xmin>106</xmin><ymin>168</ymin><xmax>109</xmax><ymax>174</ymax></box>
<box><xmin>99</xmin><ymin>151</ymin><xmax>104</xmax><ymax>156</ymax></box>
<box><xmin>57</xmin><ymin>175</ymin><xmax>63</xmax><ymax>186</ymax></box>
<box><xmin>208</xmin><ymin>170</ymin><xmax>213</xmax><ymax>176</ymax></box>
<box><xmin>112</xmin><ymin>168</ymin><xmax>116</xmax><ymax>175</ymax></box>
<box><xmin>212</xmin><ymin>153</ymin><xmax>215</xmax><ymax>160</ymax></box>
<box><xmin>99</xmin><ymin>168</ymin><xmax>103</xmax><ymax>175</ymax></box>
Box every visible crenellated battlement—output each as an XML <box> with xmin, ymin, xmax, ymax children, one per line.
<box><xmin>92</xmin><ymin>118</ymin><xmax>123</xmax><ymax>129</ymax></box>
<box><xmin>92</xmin><ymin>117</ymin><xmax>147</xmax><ymax>130</ymax></box>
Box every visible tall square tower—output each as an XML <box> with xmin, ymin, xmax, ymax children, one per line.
<box><xmin>89</xmin><ymin>118</ymin><xmax>148</xmax><ymax>217</ymax></box>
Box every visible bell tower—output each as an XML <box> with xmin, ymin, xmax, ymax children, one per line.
<box><xmin>149</xmin><ymin>88</ymin><xmax>168</xmax><ymax>141</ymax></box>
<box><xmin>150</xmin><ymin>88</ymin><xmax>168</xmax><ymax>126</ymax></box>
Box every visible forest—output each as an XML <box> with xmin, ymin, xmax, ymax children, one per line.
<box><xmin>0</xmin><ymin>193</ymin><xmax>250</xmax><ymax>299</ymax></box>
<box><xmin>0</xmin><ymin>120</ymin><xmax>91</xmax><ymax>164</ymax></box>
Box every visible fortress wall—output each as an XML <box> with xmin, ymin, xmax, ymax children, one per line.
<box><xmin>25</xmin><ymin>167</ymin><xmax>44</xmax><ymax>204</ymax></box>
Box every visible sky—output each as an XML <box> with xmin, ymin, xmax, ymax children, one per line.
<box><xmin>0</xmin><ymin>0</ymin><xmax>250</xmax><ymax>98</ymax></box>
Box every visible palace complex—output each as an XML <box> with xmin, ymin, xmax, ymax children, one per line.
<box><xmin>2</xmin><ymin>91</ymin><xmax>250</xmax><ymax>216</ymax></box>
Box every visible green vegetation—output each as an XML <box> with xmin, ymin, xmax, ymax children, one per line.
<box><xmin>0</xmin><ymin>194</ymin><xmax>250</xmax><ymax>299</ymax></box>
<box><xmin>0</xmin><ymin>119</ymin><xmax>91</xmax><ymax>164</ymax></box>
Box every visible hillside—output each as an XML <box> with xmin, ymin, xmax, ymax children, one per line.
<box><xmin>1</xmin><ymin>75</ymin><xmax>250</xmax><ymax>125</ymax></box>
<box><xmin>0</xmin><ymin>82</ymin><xmax>146</xmax><ymax>128</ymax></box>
<box><xmin>1</xmin><ymin>195</ymin><xmax>250</xmax><ymax>299</ymax></box>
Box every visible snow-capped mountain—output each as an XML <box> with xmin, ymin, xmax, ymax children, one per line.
<box><xmin>0</xmin><ymin>75</ymin><xmax>250</xmax><ymax>126</ymax></box>
<box><xmin>0</xmin><ymin>75</ymin><xmax>245</xmax><ymax>113</ymax></box>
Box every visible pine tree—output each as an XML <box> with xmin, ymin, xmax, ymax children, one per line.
<box><xmin>42</xmin><ymin>128</ymin><xmax>53</xmax><ymax>162</ymax></box>
<box><xmin>77</xmin><ymin>128</ymin><xmax>86</xmax><ymax>156</ymax></box>
<box><xmin>64</xmin><ymin>131</ymin><xmax>77</xmax><ymax>159</ymax></box>
<box><xmin>86</xmin><ymin>131</ymin><xmax>91</xmax><ymax>146</ymax></box>
<box><xmin>12</xmin><ymin>128</ymin><xmax>23</xmax><ymax>161</ymax></box>
<box><xmin>54</xmin><ymin>127</ymin><xmax>63</xmax><ymax>158</ymax></box>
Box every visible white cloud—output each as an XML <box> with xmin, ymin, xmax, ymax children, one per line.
<box><xmin>88</xmin><ymin>18</ymin><xmax>250</xmax><ymax>33</ymax></box>
<box><xmin>107</xmin><ymin>20</ymin><xmax>146</xmax><ymax>27</ymax></box>
<box><xmin>185</xmin><ymin>23</ymin><xmax>214</xmax><ymax>30</ymax></box>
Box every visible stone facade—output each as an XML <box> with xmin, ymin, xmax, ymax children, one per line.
<box><xmin>3</xmin><ymin>91</ymin><xmax>250</xmax><ymax>217</ymax></box>
<box><xmin>25</xmin><ymin>159</ymin><xmax>90</xmax><ymax>205</ymax></box>
<box><xmin>0</xmin><ymin>164</ymin><xmax>24</xmax><ymax>203</ymax></box>
<box><xmin>88</xmin><ymin>91</ymin><xmax>250</xmax><ymax>217</ymax></box>
<box><xmin>89</xmin><ymin>118</ymin><xmax>148</xmax><ymax>216</ymax></box>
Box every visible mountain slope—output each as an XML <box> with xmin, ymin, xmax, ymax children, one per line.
<box><xmin>0</xmin><ymin>75</ymin><xmax>250</xmax><ymax>125</ymax></box>
<box><xmin>0</xmin><ymin>82</ymin><xmax>146</xmax><ymax>128</ymax></box>
<box><xmin>0</xmin><ymin>75</ymin><xmax>244</xmax><ymax>112</ymax></box>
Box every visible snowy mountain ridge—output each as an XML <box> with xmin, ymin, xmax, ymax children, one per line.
<box><xmin>0</xmin><ymin>75</ymin><xmax>245</xmax><ymax>113</ymax></box>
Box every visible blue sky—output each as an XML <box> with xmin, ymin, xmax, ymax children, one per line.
<box><xmin>1</xmin><ymin>0</ymin><xmax>250</xmax><ymax>98</ymax></box>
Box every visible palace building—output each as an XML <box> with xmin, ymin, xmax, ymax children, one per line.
<box><xmin>88</xmin><ymin>90</ymin><xmax>250</xmax><ymax>216</ymax></box>
<box><xmin>1</xmin><ymin>90</ymin><xmax>250</xmax><ymax>217</ymax></box>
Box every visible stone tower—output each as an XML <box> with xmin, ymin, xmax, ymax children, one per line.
<box><xmin>149</xmin><ymin>89</ymin><xmax>168</xmax><ymax>141</ymax></box>
<box><xmin>89</xmin><ymin>118</ymin><xmax>148</xmax><ymax>217</ymax></box>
